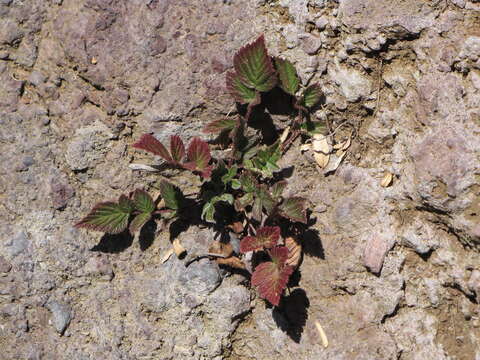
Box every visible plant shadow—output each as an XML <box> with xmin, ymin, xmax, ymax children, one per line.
<box><xmin>91</xmin><ymin>230</ymin><xmax>134</xmax><ymax>253</ymax></box>
<box><xmin>139</xmin><ymin>219</ymin><xmax>157</xmax><ymax>251</ymax></box>
<box><xmin>273</xmin><ymin>288</ymin><xmax>310</xmax><ymax>343</ymax></box>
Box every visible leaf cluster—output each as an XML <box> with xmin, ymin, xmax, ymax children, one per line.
<box><xmin>75</xmin><ymin>35</ymin><xmax>320</xmax><ymax>307</ymax></box>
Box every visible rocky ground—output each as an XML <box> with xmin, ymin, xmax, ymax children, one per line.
<box><xmin>1</xmin><ymin>0</ymin><xmax>480</xmax><ymax>359</ymax></box>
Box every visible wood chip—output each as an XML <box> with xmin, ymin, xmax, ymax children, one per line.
<box><xmin>314</xmin><ymin>152</ymin><xmax>330</xmax><ymax>168</ymax></box>
<box><xmin>209</xmin><ymin>241</ymin><xmax>233</xmax><ymax>258</ymax></box>
<box><xmin>333</xmin><ymin>135</ymin><xmax>352</xmax><ymax>151</ymax></box>
<box><xmin>300</xmin><ymin>144</ymin><xmax>311</xmax><ymax>152</ymax></box>
<box><xmin>160</xmin><ymin>248</ymin><xmax>174</xmax><ymax>263</ymax></box>
<box><xmin>323</xmin><ymin>151</ymin><xmax>346</xmax><ymax>174</ymax></box>
<box><xmin>315</xmin><ymin>321</ymin><xmax>329</xmax><ymax>348</ymax></box>
<box><xmin>285</xmin><ymin>236</ymin><xmax>302</xmax><ymax>269</ymax></box>
<box><xmin>215</xmin><ymin>256</ymin><xmax>246</xmax><ymax>269</ymax></box>
<box><xmin>279</xmin><ymin>126</ymin><xmax>290</xmax><ymax>144</ymax></box>
<box><xmin>91</xmin><ymin>57</ymin><xmax>97</xmax><ymax>64</ymax></box>
<box><xmin>129</xmin><ymin>163</ymin><xmax>161</xmax><ymax>172</ymax></box>
<box><xmin>380</xmin><ymin>172</ymin><xmax>393</xmax><ymax>187</ymax></box>
<box><xmin>172</xmin><ymin>238</ymin><xmax>186</xmax><ymax>257</ymax></box>
<box><xmin>312</xmin><ymin>134</ymin><xmax>331</xmax><ymax>154</ymax></box>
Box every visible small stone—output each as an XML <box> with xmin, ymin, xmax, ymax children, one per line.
<box><xmin>46</xmin><ymin>300</ymin><xmax>72</xmax><ymax>335</ymax></box>
<box><xmin>50</xmin><ymin>178</ymin><xmax>75</xmax><ymax>210</ymax></box>
<box><xmin>8</xmin><ymin>231</ymin><xmax>29</xmax><ymax>257</ymax></box>
<box><xmin>0</xmin><ymin>255</ymin><xmax>12</xmax><ymax>273</ymax></box>
<box><xmin>363</xmin><ymin>237</ymin><xmax>390</xmax><ymax>275</ymax></box>
<box><xmin>28</xmin><ymin>71</ymin><xmax>47</xmax><ymax>86</ymax></box>
<box><xmin>315</xmin><ymin>17</ymin><xmax>329</xmax><ymax>30</ymax></box>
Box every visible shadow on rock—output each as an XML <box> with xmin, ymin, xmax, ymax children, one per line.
<box><xmin>91</xmin><ymin>230</ymin><xmax>133</xmax><ymax>253</ymax></box>
<box><xmin>302</xmin><ymin>228</ymin><xmax>325</xmax><ymax>259</ymax></box>
<box><xmin>139</xmin><ymin>219</ymin><xmax>157</xmax><ymax>251</ymax></box>
<box><xmin>273</xmin><ymin>288</ymin><xmax>310</xmax><ymax>343</ymax></box>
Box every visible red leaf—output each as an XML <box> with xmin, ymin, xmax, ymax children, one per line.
<box><xmin>170</xmin><ymin>135</ymin><xmax>185</xmax><ymax>163</ymax></box>
<box><xmin>251</xmin><ymin>246</ymin><xmax>294</xmax><ymax>306</ymax></box>
<box><xmin>183</xmin><ymin>137</ymin><xmax>212</xmax><ymax>178</ymax></box>
<box><xmin>132</xmin><ymin>134</ymin><xmax>172</xmax><ymax>163</ymax></box>
<box><xmin>240</xmin><ymin>226</ymin><xmax>280</xmax><ymax>253</ymax></box>
<box><xmin>226</xmin><ymin>71</ymin><xmax>258</xmax><ymax>104</ymax></box>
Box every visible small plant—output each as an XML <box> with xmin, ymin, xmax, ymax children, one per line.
<box><xmin>76</xmin><ymin>35</ymin><xmax>323</xmax><ymax>307</ymax></box>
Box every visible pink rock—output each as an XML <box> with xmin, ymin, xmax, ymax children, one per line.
<box><xmin>363</xmin><ymin>237</ymin><xmax>390</xmax><ymax>275</ymax></box>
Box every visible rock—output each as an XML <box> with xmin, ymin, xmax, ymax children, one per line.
<box><xmin>0</xmin><ymin>255</ymin><xmax>12</xmax><ymax>273</ymax></box>
<box><xmin>364</xmin><ymin>237</ymin><xmax>391</xmax><ymax>274</ymax></box>
<box><xmin>328</xmin><ymin>62</ymin><xmax>372</xmax><ymax>102</ymax></box>
<box><xmin>46</xmin><ymin>300</ymin><xmax>72</xmax><ymax>335</ymax></box>
<box><xmin>300</xmin><ymin>33</ymin><xmax>322</xmax><ymax>55</ymax></box>
<box><xmin>7</xmin><ymin>231</ymin><xmax>29</xmax><ymax>257</ymax></box>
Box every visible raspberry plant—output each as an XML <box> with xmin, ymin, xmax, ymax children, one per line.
<box><xmin>76</xmin><ymin>35</ymin><xmax>323</xmax><ymax>307</ymax></box>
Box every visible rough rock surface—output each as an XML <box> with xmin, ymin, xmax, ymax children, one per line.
<box><xmin>1</xmin><ymin>0</ymin><xmax>479</xmax><ymax>359</ymax></box>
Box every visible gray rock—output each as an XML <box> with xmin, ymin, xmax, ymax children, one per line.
<box><xmin>46</xmin><ymin>300</ymin><xmax>72</xmax><ymax>335</ymax></box>
<box><xmin>328</xmin><ymin>62</ymin><xmax>372</xmax><ymax>102</ymax></box>
<box><xmin>7</xmin><ymin>231</ymin><xmax>29</xmax><ymax>257</ymax></box>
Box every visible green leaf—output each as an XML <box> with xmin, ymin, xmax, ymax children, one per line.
<box><xmin>256</xmin><ymin>185</ymin><xmax>276</xmax><ymax>215</ymax></box>
<box><xmin>75</xmin><ymin>195</ymin><xmax>133</xmax><ymax>234</ymax></box>
<box><xmin>203</xmin><ymin>118</ymin><xmax>237</xmax><ymax>134</ymax></box>
<box><xmin>271</xmin><ymin>180</ymin><xmax>287</xmax><ymax>200</ymax></box>
<box><xmin>231</xmin><ymin>179</ymin><xmax>241</xmax><ymax>190</ymax></box>
<box><xmin>226</xmin><ymin>71</ymin><xmax>258</xmax><ymax>104</ymax></box>
<box><xmin>233</xmin><ymin>35</ymin><xmax>277</xmax><ymax>92</ymax></box>
<box><xmin>221</xmin><ymin>165</ymin><xmax>238</xmax><ymax>185</ymax></box>
<box><xmin>245</xmin><ymin>142</ymin><xmax>281</xmax><ymax>178</ymax></box>
<box><xmin>159</xmin><ymin>180</ymin><xmax>184</xmax><ymax>210</ymax></box>
<box><xmin>275</xmin><ymin>57</ymin><xmax>299</xmax><ymax>96</ymax></box>
<box><xmin>300</xmin><ymin>120</ymin><xmax>327</xmax><ymax>136</ymax></box>
<box><xmin>202</xmin><ymin>201</ymin><xmax>216</xmax><ymax>223</ymax></box>
<box><xmin>132</xmin><ymin>189</ymin><xmax>155</xmax><ymax>213</ymax></box>
<box><xmin>129</xmin><ymin>212</ymin><xmax>152</xmax><ymax>233</ymax></box>
<box><xmin>235</xmin><ymin>192</ymin><xmax>254</xmax><ymax>211</ymax></box>
<box><xmin>301</xmin><ymin>83</ymin><xmax>323</xmax><ymax>108</ymax></box>
<box><xmin>239</xmin><ymin>173</ymin><xmax>257</xmax><ymax>193</ymax></box>
<box><xmin>279</xmin><ymin>197</ymin><xmax>307</xmax><ymax>223</ymax></box>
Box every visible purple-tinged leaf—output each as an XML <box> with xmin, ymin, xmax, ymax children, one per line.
<box><xmin>275</xmin><ymin>57</ymin><xmax>299</xmax><ymax>96</ymax></box>
<box><xmin>251</xmin><ymin>246</ymin><xmax>294</xmax><ymax>306</ymax></box>
<box><xmin>233</xmin><ymin>35</ymin><xmax>277</xmax><ymax>92</ymax></box>
<box><xmin>170</xmin><ymin>135</ymin><xmax>185</xmax><ymax>163</ymax></box>
<box><xmin>240</xmin><ymin>226</ymin><xmax>280</xmax><ymax>253</ymax></box>
<box><xmin>234</xmin><ymin>192</ymin><xmax>254</xmax><ymax>211</ymax></box>
<box><xmin>226</xmin><ymin>71</ymin><xmax>258</xmax><ymax>104</ymax></box>
<box><xmin>279</xmin><ymin>197</ymin><xmax>307</xmax><ymax>224</ymax></box>
<box><xmin>132</xmin><ymin>189</ymin><xmax>155</xmax><ymax>213</ymax></box>
<box><xmin>183</xmin><ymin>137</ymin><xmax>212</xmax><ymax>178</ymax></box>
<box><xmin>129</xmin><ymin>212</ymin><xmax>152</xmax><ymax>233</ymax></box>
<box><xmin>132</xmin><ymin>134</ymin><xmax>172</xmax><ymax>163</ymax></box>
<box><xmin>75</xmin><ymin>195</ymin><xmax>133</xmax><ymax>234</ymax></box>
<box><xmin>203</xmin><ymin>118</ymin><xmax>237</xmax><ymax>134</ymax></box>
<box><xmin>301</xmin><ymin>83</ymin><xmax>323</xmax><ymax>108</ymax></box>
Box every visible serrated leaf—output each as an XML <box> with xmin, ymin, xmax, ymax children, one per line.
<box><xmin>240</xmin><ymin>226</ymin><xmax>280</xmax><ymax>253</ymax></box>
<box><xmin>221</xmin><ymin>165</ymin><xmax>238</xmax><ymax>185</ymax></box>
<box><xmin>75</xmin><ymin>195</ymin><xmax>133</xmax><ymax>234</ymax></box>
<box><xmin>279</xmin><ymin>197</ymin><xmax>307</xmax><ymax>223</ymax></box>
<box><xmin>203</xmin><ymin>118</ymin><xmax>237</xmax><ymax>134</ymax></box>
<box><xmin>251</xmin><ymin>246</ymin><xmax>294</xmax><ymax>306</ymax></box>
<box><xmin>202</xmin><ymin>201</ymin><xmax>215</xmax><ymax>223</ymax></box>
<box><xmin>271</xmin><ymin>180</ymin><xmax>287</xmax><ymax>200</ymax></box>
<box><xmin>234</xmin><ymin>192</ymin><xmax>254</xmax><ymax>211</ymax></box>
<box><xmin>159</xmin><ymin>180</ymin><xmax>184</xmax><ymax>210</ymax></box>
<box><xmin>302</xmin><ymin>83</ymin><xmax>323</xmax><ymax>108</ymax></box>
<box><xmin>275</xmin><ymin>57</ymin><xmax>299</xmax><ymax>96</ymax></box>
<box><xmin>233</xmin><ymin>35</ymin><xmax>277</xmax><ymax>92</ymax></box>
<box><xmin>226</xmin><ymin>71</ymin><xmax>258</xmax><ymax>104</ymax></box>
<box><xmin>183</xmin><ymin>137</ymin><xmax>212</xmax><ymax>178</ymax></box>
<box><xmin>170</xmin><ymin>135</ymin><xmax>185</xmax><ymax>163</ymax></box>
<box><xmin>239</xmin><ymin>173</ymin><xmax>257</xmax><ymax>193</ymax></box>
<box><xmin>256</xmin><ymin>184</ymin><xmax>276</xmax><ymax>214</ymax></box>
<box><xmin>129</xmin><ymin>212</ymin><xmax>152</xmax><ymax>233</ymax></box>
<box><xmin>132</xmin><ymin>189</ymin><xmax>155</xmax><ymax>213</ymax></box>
<box><xmin>132</xmin><ymin>134</ymin><xmax>173</xmax><ymax>163</ymax></box>
<box><xmin>231</xmin><ymin>179</ymin><xmax>241</xmax><ymax>190</ymax></box>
